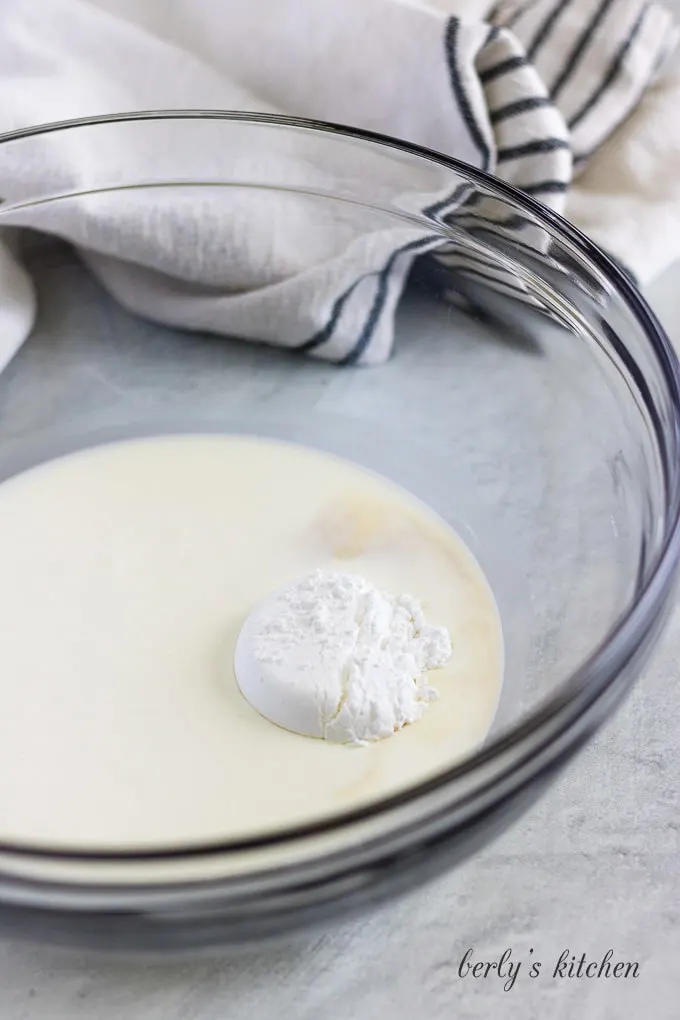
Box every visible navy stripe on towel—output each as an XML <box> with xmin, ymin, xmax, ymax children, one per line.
<box><xmin>445</xmin><ymin>17</ymin><xmax>492</xmax><ymax>171</ymax></box>
<box><xmin>479</xmin><ymin>54</ymin><xmax>527</xmax><ymax>84</ymax></box>
<box><xmin>521</xmin><ymin>179</ymin><xmax>569</xmax><ymax>195</ymax></box>
<box><xmin>550</xmin><ymin>0</ymin><xmax>618</xmax><ymax>100</ymax></box>
<box><xmin>527</xmin><ymin>0</ymin><xmax>571</xmax><ymax>60</ymax></box>
<box><xmin>568</xmin><ymin>5</ymin><xmax>648</xmax><ymax>129</ymax></box>
<box><xmin>340</xmin><ymin>237</ymin><xmax>438</xmax><ymax>365</ymax></box>
<box><xmin>490</xmin><ymin>95</ymin><xmax>552</xmax><ymax>124</ymax></box>
<box><xmin>497</xmin><ymin>136</ymin><xmax>570</xmax><ymax>161</ymax></box>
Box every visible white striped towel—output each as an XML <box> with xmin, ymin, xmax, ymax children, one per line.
<box><xmin>0</xmin><ymin>0</ymin><xmax>677</xmax><ymax>368</ymax></box>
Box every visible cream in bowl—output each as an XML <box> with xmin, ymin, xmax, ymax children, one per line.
<box><xmin>0</xmin><ymin>433</ymin><xmax>503</xmax><ymax>850</ymax></box>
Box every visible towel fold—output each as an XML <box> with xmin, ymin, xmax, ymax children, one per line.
<box><xmin>0</xmin><ymin>0</ymin><xmax>677</xmax><ymax>368</ymax></box>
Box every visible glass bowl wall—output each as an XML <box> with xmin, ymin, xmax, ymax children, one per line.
<box><xmin>0</xmin><ymin>112</ymin><xmax>677</xmax><ymax>952</ymax></box>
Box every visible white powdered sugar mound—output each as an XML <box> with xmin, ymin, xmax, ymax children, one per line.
<box><xmin>234</xmin><ymin>569</ymin><xmax>452</xmax><ymax>744</ymax></box>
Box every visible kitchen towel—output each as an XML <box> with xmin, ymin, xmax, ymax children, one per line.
<box><xmin>0</xmin><ymin>0</ymin><xmax>677</xmax><ymax>367</ymax></box>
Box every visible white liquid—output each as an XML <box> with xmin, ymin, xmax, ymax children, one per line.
<box><xmin>0</xmin><ymin>435</ymin><xmax>503</xmax><ymax>850</ymax></box>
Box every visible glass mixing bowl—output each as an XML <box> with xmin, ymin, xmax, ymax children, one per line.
<box><xmin>0</xmin><ymin>111</ymin><xmax>678</xmax><ymax>953</ymax></box>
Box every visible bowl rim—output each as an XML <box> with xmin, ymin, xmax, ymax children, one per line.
<box><xmin>0</xmin><ymin>108</ymin><xmax>679</xmax><ymax>870</ymax></box>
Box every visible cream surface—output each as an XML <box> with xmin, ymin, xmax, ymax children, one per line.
<box><xmin>0</xmin><ymin>434</ymin><xmax>503</xmax><ymax>849</ymax></box>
